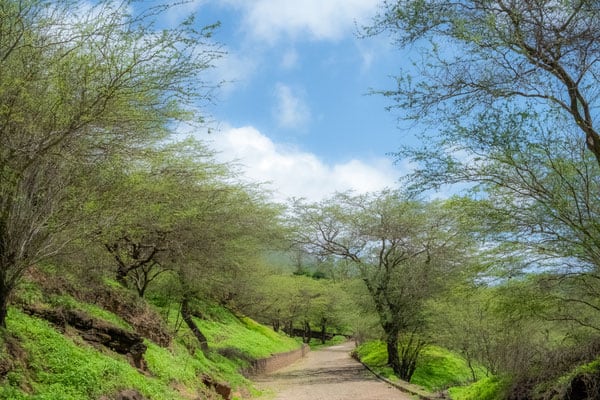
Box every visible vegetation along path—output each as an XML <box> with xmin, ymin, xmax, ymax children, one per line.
<box><xmin>255</xmin><ymin>341</ymin><xmax>412</xmax><ymax>400</ymax></box>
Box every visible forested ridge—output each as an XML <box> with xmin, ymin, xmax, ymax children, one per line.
<box><xmin>2</xmin><ymin>1</ymin><xmax>600</xmax><ymax>400</ymax></box>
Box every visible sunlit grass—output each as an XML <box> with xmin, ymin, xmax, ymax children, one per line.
<box><xmin>448</xmin><ymin>377</ymin><xmax>506</xmax><ymax>400</ymax></box>
<box><xmin>195</xmin><ymin>307</ymin><xmax>300</xmax><ymax>361</ymax></box>
<box><xmin>0</xmin><ymin>300</ymin><xmax>301</xmax><ymax>400</ymax></box>
<box><xmin>1</xmin><ymin>309</ymin><xmax>183</xmax><ymax>400</ymax></box>
<box><xmin>354</xmin><ymin>340</ymin><xmax>485</xmax><ymax>392</ymax></box>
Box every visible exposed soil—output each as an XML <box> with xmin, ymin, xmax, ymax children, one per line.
<box><xmin>255</xmin><ymin>341</ymin><xmax>413</xmax><ymax>400</ymax></box>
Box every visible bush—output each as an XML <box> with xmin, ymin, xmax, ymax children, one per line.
<box><xmin>354</xmin><ymin>340</ymin><xmax>483</xmax><ymax>391</ymax></box>
<box><xmin>448</xmin><ymin>377</ymin><xmax>507</xmax><ymax>400</ymax></box>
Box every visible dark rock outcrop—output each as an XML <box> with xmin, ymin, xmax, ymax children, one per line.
<box><xmin>201</xmin><ymin>374</ymin><xmax>232</xmax><ymax>400</ymax></box>
<box><xmin>22</xmin><ymin>304</ymin><xmax>147</xmax><ymax>369</ymax></box>
<box><xmin>22</xmin><ymin>267</ymin><xmax>171</xmax><ymax>346</ymax></box>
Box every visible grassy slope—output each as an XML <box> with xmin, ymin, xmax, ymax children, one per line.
<box><xmin>354</xmin><ymin>340</ymin><xmax>485</xmax><ymax>392</ymax></box>
<box><xmin>447</xmin><ymin>377</ymin><xmax>506</xmax><ymax>400</ymax></box>
<box><xmin>0</xmin><ymin>294</ymin><xmax>300</xmax><ymax>399</ymax></box>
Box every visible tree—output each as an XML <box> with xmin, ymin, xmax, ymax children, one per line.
<box><xmin>166</xmin><ymin>182</ymin><xmax>284</xmax><ymax>354</ymax></box>
<box><xmin>95</xmin><ymin>140</ymin><xmax>227</xmax><ymax>297</ymax></box>
<box><xmin>0</xmin><ymin>0</ymin><xmax>220</xmax><ymax>328</ymax></box>
<box><xmin>400</xmin><ymin>105</ymin><xmax>600</xmax><ymax>329</ymax></box>
<box><xmin>244</xmin><ymin>273</ymin><xmax>351</xmax><ymax>342</ymax></box>
<box><xmin>368</xmin><ymin>0</ymin><xmax>600</xmax><ymax>165</ymax></box>
<box><xmin>369</xmin><ymin>0</ymin><xmax>600</xmax><ymax>331</ymax></box>
<box><xmin>290</xmin><ymin>191</ymin><xmax>474</xmax><ymax>380</ymax></box>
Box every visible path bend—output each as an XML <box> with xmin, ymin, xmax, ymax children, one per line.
<box><xmin>255</xmin><ymin>341</ymin><xmax>412</xmax><ymax>400</ymax></box>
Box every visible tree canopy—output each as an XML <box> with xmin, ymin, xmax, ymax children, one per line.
<box><xmin>290</xmin><ymin>191</ymin><xmax>477</xmax><ymax>379</ymax></box>
<box><xmin>0</xmin><ymin>0</ymin><xmax>221</xmax><ymax>327</ymax></box>
<box><xmin>369</xmin><ymin>0</ymin><xmax>600</xmax><ymax>165</ymax></box>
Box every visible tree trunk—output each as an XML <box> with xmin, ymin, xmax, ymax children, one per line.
<box><xmin>180</xmin><ymin>296</ymin><xmax>209</xmax><ymax>355</ymax></box>
<box><xmin>303</xmin><ymin>320</ymin><xmax>311</xmax><ymax>344</ymax></box>
<box><xmin>385</xmin><ymin>325</ymin><xmax>401</xmax><ymax>376</ymax></box>
<box><xmin>116</xmin><ymin>266</ymin><xmax>129</xmax><ymax>288</ymax></box>
<box><xmin>284</xmin><ymin>320</ymin><xmax>293</xmax><ymax>336</ymax></box>
<box><xmin>398</xmin><ymin>332</ymin><xmax>425</xmax><ymax>381</ymax></box>
<box><xmin>320</xmin><ymin>320</ymin><xmax>327</xmax><ymax>344</ymax></box>
<box><xmin>0</xmin><ymin>272</ymin><xmax>14</xmax><ymax>330</ymax></box>
<box><xmin>0</xmin><ymin>283</ymin><xmax>8</xmax><ymax>329</ymax></box>
<box><xmin>136</xmin><ymin>283</ymin><xmax>147</xmax><ymax>298</ymax></box>
<box><xmin>134</xmin><ymin>272</ymin><xmax>148</xmax><ymax>298</ymax></box>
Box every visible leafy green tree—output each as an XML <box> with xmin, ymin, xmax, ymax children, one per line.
<box><xmin>250</xmin><ymin>274</ymin><xmax>306</xmax><ymax>335</ymax></box>
<box><xmin>290</xmin><ymin>191</ymin><xmax>475</xmax><ymax>380</ymax></box>
<box><xmin>245</xmin><ymin>273</ymin><xmax>351</xmax><ymax>342</ymax></box>
<box><xmin>307</xmin><ymin>280</ymin><xmax>350</xmax><ymax>343</ymax></box>
<box><xmin>95</xmin><ymin>140</ymin><xmax>226</xmax><ymax>297</ymax></box>
<box><xmin>170</xmin><ymin>183</ymin><xmax>284</xmax><ymax>354</ymax></box>
<box><xmin>0</xmin><ymin>0</ymin><xmax>220</xmax><ymax>328</ymax></box>
<box><xmin>368</xmin><ymin>0</ymin><xmax>600</xmax><ymax>165</ymax></box>
<box><xmin>401</xmin><ymin>107</ymin><xmax>600</xmax><ymax>328</ymax></box>
<box><xmin>370</xmin><ymin>0</ymin><xmax>600</xmax><ymax>334</ymax></box>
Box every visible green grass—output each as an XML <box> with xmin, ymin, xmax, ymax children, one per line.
<box><xmin>144</xmin><ymin>341</ymin><xmax>209</xmax><ymax>386</ymax></box>
<box><xmin>47</xmin><ymin>294</ymin><xmax>132</xmax><ymax>330</ymax></box>
<box><xmin>1</xmin><ymin>308</ymin><xmax>185</xmax><ymax>400</ymax></box>
<box><xmin>448</xmin><ymin>377</ymin><xmax>506</xmax><ymax>400</ymax></box>
<box><xmin>149</xmin><ymin>296</ymin><xmax>300</xmax><ymax>363</ymax></box>
<box><xmin>195</xmin><ymin>307</ymin><xmax>300</xmax><ymax>361</ymax></box>
<box><xmin>0</xmin><ymin>299</ymin><xmax>302</xmax><ymax>400</ymax></box>
<box><xmin>354</xmin><ymin>340</ymin><xmax>484</xmax><ymax>392</ymax></box>
<box><xmin>411</xmin><ymin>345</ymin><xmax>485</xmax><ymax>391</ymax></box>
<box><xmin>307</xmin><ymin>335</ymin><xmax>348</xmax><ymax>350</ymax></box>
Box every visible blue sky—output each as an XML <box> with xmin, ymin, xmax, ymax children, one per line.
<box><xmin>159</xmin><ymin>1</ymin><xmax>415</xmax><ymax>201</ymax></box>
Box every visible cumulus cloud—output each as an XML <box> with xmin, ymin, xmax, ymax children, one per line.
<box><xmin>205</xmin><ymin>125</ymin><xmax>402</xmax><ymax>202</ymax></box>
<box><xmin>273</xmin><ymin>83</ymin><xmax>311</xmax><ymax>129</ymax></box>
<box><xmin>223</xmin><ymin>0</ymin><xmax>380</xmax><ymax>43</ymax></box>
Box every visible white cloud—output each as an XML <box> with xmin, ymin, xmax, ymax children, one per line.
<box><xmin>223</xmin><ymin>0</ymin><xmax>380</xmax><ymax>43</ymax></box>
<box><xmin>204</xmin><ymin>125</ymin><xmax>402</xmax><ymax>202</ymax></box>
<box><xmin>273</xmin><ymin>83</ymin><xmax>311</xmax><ymax>129</ymax></box>
<box><xmin>281</xmin><ymin>49</ymin><xmax>299</xmax><ymax>69</ymax></box>
<box><xmin>209</xmin><ymin>50</ymin><xmax>261</xmax><ymax>96</ymax></box>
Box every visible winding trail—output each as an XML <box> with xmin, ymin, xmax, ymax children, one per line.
<box><xmin>255</xmin><ymin>342</ymin><xmax>412</xmax><ymax>400</ymax></box>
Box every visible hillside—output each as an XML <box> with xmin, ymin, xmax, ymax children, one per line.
<box><xmin>0</xmin><ymin>266</ymin><xmax>300</xmax><ymax>400</ymax></box>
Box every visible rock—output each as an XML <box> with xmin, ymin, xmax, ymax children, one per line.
<box><xmin>22</xmin><ymin>304</ymin><xmax>147</xmax><ymax>370</ymax></box>
<box><xmin>115</xmin><ymin>389</ymin><xmax>147</xmax><ymax>400</ymax></box>
<box><xmin>201</xmin><ymin>375</ymin><xmax>232</xmax><ymax>400</ymax></box>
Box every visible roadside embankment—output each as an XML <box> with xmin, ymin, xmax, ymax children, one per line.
<box><xmin>244</xmin><ymin>343</ymin><xmax>310</xmax><ymax>376</ymax></box>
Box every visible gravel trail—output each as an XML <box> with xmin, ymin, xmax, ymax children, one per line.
<box><xmin>254</xmin><ymin>342</ymin><xmax>413</xmax><ymax>400</ymax></box>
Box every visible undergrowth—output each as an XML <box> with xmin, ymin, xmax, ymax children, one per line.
<box><xmin>447</xmin><ymin>376</ymin><xmax>506</xmax><ymax>400</ymax></box>
<box><xmin>0</xmin><ymin>293</ymin><xmax>301</xmax><ymax>399</ymax></box>
<box><xmin>0</xmin><ymin>308</ymin><xmax>183</xmax><ymax>400</ymax></box>
<box><xmin>354</xmin><ymin>340</ymin><xmax>485</xmax><ymax>392</ymax></box>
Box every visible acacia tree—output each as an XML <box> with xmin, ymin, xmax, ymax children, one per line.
<box><xmin>369</xmin><ymin>0</ymin><xmax>600</xmax><ymax>165</ymax></box>
<box><xmin>370</xmin><ymin>0</ymin><xmax>600</xmax><ymax>333</ymax></box>
<box><xmin>95</xmin><ymin>140</ymin><xmax>227</xmax><ymax>297</ymax></box>
<box><xmin>396</xmin><ymin>104</ymin><xmax>600</xmax><ymax>331</ymax></box>
<box><xmin>290</xmin><ymin>191</ymin><xmax>474</xmax><ymax>380</ymax></box>
<box><xmin>0</xmin><ymin>0</ymin><xmax>220</xmax><ymax>328</ymax></box>
<box><xmin>169</xmin><ymin>184</ymin><xmax>284</xmax><ymax>354</ymax></box>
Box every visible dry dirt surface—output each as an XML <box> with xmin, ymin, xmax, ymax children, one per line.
<box><xmin>254</xmin><ymin>341</ymin><xmax>413</xmax><ymax>400</ymax></box>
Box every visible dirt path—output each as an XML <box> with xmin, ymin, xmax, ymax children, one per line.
<box><xmin>254</xmin><ymin>342</ymin><xmax>413</xmax><ymax>400</ymax></box>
